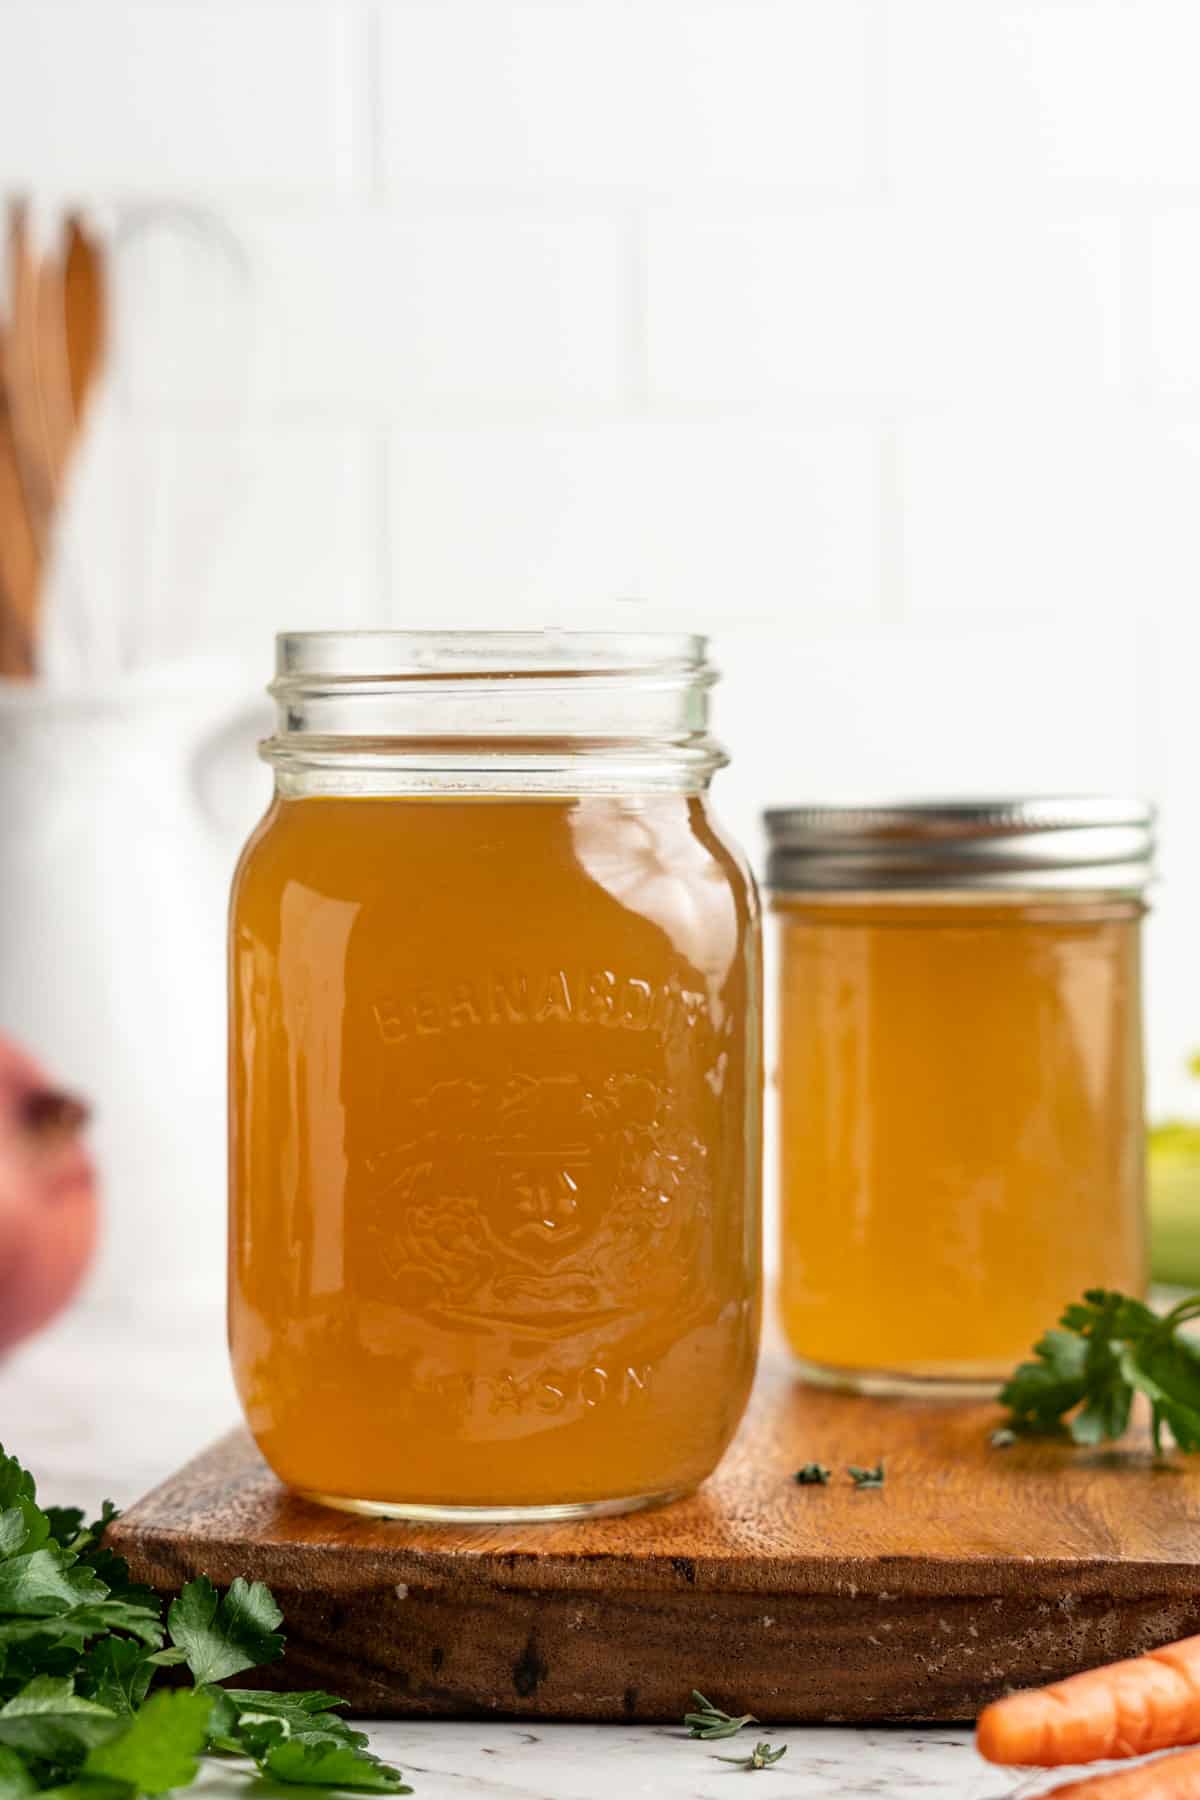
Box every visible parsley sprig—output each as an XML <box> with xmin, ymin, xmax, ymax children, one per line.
<box><xmin>1000</xmin><ymin>1289</ymin><xmax>1200</xmax><ymax>1455</ymax></box>
<box><xmin>0</xmin><ymin>1444</ymin><xmax>411</xmax><ymax>1796</ymax></box>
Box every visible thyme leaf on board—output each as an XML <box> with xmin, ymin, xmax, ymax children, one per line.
<box><xmin>847</xmin><ymin>1462</ymin><xmax>885</xmax><ymax>1489</ymax></box>
<box><xmin>792</xmin><ymin>1464</ymin><xmax>831</xmax><ymax>1486</ymax></box>
<box><xmin>715</xmin><ymin>1740</ymin><xmax>788</xmax><ymax>1770</ymax></box>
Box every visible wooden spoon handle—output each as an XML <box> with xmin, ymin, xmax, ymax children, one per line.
<box><xmin>63</xmin><ymin>216</ymin><xmax>105</xmax><ymax>428</ymax></box>
<box><xmin>0</xmin><ymin>317</ymin><xmax>38</xmax><ymax>678</ymax></box>
<box><xmin>34</xmin><ymin>241</ymin><xmax>74</xmax><ymax>492</ymax></box>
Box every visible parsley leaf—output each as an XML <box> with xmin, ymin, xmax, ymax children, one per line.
<box><xmin>0</xmin><ymin>1555</ymin><xmax>108</xmax><ymax>1621</ymax></box>
<box><xmin>257</xmin><ymin>1739</ymin><xmax>411</xmax><ymax>1792</ymax></box>
<box><xmin>167</xmin><ymin>1579</ymin><xmax>283</xmax><ymax>1686</ymax></box>
<box><xmin>1000</xmin><ymin>1288</ymin><xmax>1200</xmax><ymax>1452</ymax></box>
<box><xmin>219</xmin><ymin>1691</ymin><xmax>365</xmax><ymax>1751</ymax></box>
<box><xmin>83</xmin><ymin>1690</ymin><xmax>211</xmax><ymax>1795</ymax></box>
<box><xmin>0</xmin><ymin>1746</ymin><xmax>35</xmax><ymax>1800</ymax></box>
<box><xmin>0</xmin><ymin>1456</ymin><xmax>52</xmax><ymax>1559</ymax></box>
<box><xmin>79</xmin><ymin>1643</ymin><xmax>184</xmax><ymax>1718</ymax></box>
<box><xmin>0</xmin><ymin>1678</ymin><xmax>120</xmax><ymax>1760</ymax></box>
<box><xmin>41</xmin><ymin>1515</ymin><xmax>86</xmax><ymax>1553</ymax></box>
<box><xmin>0</xmin><ymin>1444</ymin><xmax>409</xmax><ymax>1798</ymax></box>
<box><xmin>35</xmin><ymin>1782</ymin><xmax>134</xmax><ymax>1800</ymax></box>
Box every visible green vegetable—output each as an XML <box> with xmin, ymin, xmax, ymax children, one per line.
<box><xmin>1150</xmin><ymin>1120</ymin><xmax>1200</xmax><ymax>1286</ymax></box>
<box><xmin>714</xmin><ymin>1740</ymin><xmax>787</xmax><ymax>1770</ymax></box>
<box><xmin>792</xmin><ymin>1465</ymin><xmax>830</xmax><ymax>1487</ymax></box>
<box><xmin>683</xmin><ymin>1692</ymin><xmax>756</xmax><ymax>1741</ymax></box>
<box><xmin>999</xmin><ymin>1288</ymin><xmax>1200</xmax><ymax>1454</ymax></box>
<box><xmin>165</xmin><ymin>1580</ymin><xmax>282</xmax><ymax>1689</ymax></box>
<box><xmin>847</xmin><ymin>1463</ymin><xmax>884</xmax><ymax>1489</ymax></box>
<box><xmin>255</xmin><ymin>1740</ymin><xmax>405</xmax><ymax>1791</ymax></box>
<box><xmin>0</xmin><ymin>1443</ymin><xmax>411</xmax><ymax>1797</ymax></box>
<box><xmin>83</xmin><ymin>1691</ymin><xmax>211</xmax><ymax>1795</ymax></box>
<box><xmin>1148</xmin><ymin>1052</ymin><xmax>1200</xmax><ymax>1285</ymax></box>
<box><xmin>0</xmin><ymin>1681</ymin><xmax>119</xmax><ymax>1761</ymax></box>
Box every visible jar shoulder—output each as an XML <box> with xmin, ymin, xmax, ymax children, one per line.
<box><xmin>231</xmin><ymin>795</ymin><xmax>759</xmax><ymax>1010</ymax></box>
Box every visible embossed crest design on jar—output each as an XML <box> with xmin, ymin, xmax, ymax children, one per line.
<box><xmin>229</xmin><ymin>632</ymin><xmax>762</xmax><ymax>1520</ymax></box>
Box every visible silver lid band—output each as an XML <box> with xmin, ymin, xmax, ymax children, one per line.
<box><xmin>764</xmin><ymin>797</ymin><xmax>1155</xmax><ymax>893</ymax></box>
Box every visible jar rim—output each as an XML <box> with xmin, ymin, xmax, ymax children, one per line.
<box><xmin>263</xmin><ymin>629</ymin><xmax>724</xmax><ymax>794</ymax></box>
<box><xmin>274</xmin><ymin>629</ymin><xmax>709</xmax><ymax>681</ymax></box>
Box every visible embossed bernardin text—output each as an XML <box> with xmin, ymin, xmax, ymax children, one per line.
<box><xmin>371</xmin><ymin>968</ymin><xmax>708</xmax><ymax>1044</ymax></box>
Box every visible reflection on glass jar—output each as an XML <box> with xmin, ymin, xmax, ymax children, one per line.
<box><xmin>765</xmin><ymin>799</ymin><xmax>1153</xmax><ymax>1395</ymax></box>
<box><xmin>230</xmin><ymin>633</ymin><xmax>762</xmax><ymax>1520</ymax></box>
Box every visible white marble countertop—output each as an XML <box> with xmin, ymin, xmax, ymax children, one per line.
<box><xmin>0</xmin><ymin>1306</ymin><xmax>1144</xmax><ymax>1800</ymax></box>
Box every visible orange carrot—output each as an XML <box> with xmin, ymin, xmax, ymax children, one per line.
<box><xmin>1039</xmin><ymin>1744</ymin><xmax>1200</xmax><ymax>1797</ymax></box>
<box><xmin>977</xmin><ymin>1636</ymin><xmax>1200</xmax><ymax>1767</ymax></box>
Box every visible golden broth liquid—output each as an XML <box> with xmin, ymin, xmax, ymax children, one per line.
<box><xmin>775</xmin><ymin>893</ymin><xmax>1146</xmax><ymax>1384</ymax></box>
<box><xmin>230</xmin><ymin>793</ymin><xmax>761</xmax><ymax>1509</ymax></box>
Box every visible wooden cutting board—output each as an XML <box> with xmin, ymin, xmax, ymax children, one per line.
<box><xmin>108</xmin><ymin>1359</ymin><xmax>1200</xmax><ymax>1724</ymax></box>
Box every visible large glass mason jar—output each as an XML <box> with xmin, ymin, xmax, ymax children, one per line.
<box><xmin>765</xmin><ymin>798</ymin><xmax>1153</xmax><ymax>1396</ymax></box>
<box><xmin>229</xmin><ymin>632</ymin><xmax>762</xmax><ymax>1520</ymax></box>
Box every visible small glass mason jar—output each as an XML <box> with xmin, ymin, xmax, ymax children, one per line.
<box><xmin>229</xmin><ymin>631</ymin><xmax>762</xmax><ymax>1520</ymax></box>
<box><xmin>764</xmin><ymin>798</ymin><xmax>1153</xmax><ymax>1396</ymax></box>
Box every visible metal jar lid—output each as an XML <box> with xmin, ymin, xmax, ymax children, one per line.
<box><xmin>763</xmin><ymin>797</ymin><xmax>1155</xmax><ymax>893</ymax></box>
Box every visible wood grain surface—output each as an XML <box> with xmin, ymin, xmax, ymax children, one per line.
<box><xmin>109</xmin><ymin>1359</ymin><xmax>1200</xmax><ymax>1723</ymax></box>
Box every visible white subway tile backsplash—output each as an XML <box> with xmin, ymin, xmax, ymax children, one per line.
<box><xmin>888</xmin><ymin>1</ymin><xmax>1200</xmax><ymax>195</ymax></box>
<box><xmin>1148</xmin><ymin>212</ymin><xmax>1200</xmax><ymax>391</ymax></box>
<box><xmin>897</xmin><ymin>213</ymin><xmax>1123</xmax><ymax>399</ymax></box>
<box><xmin>647</xmin><ymin>211</ymin><xmax>894</xmax><ymax>407</ymax></box>
<box><xmin>384</xmin><ymin>422</ymin><xmax>880</xmax><ymax>620</ymax></box>
<box><xmin>640</xmin><ymin>0</ymin><xmax>876</xmax><ymax>194</ymax></box>
<box><xmin>380</xmin><ymin>1</ymin><xmax>648</xmax><ymax>194</ymax></box>
<box><xmin>897</xmin><ymin>410</ymin><xmax>1200</xmax><ymax>622</ymax></box>
<box><xmin>647</xmin><ymin>209</ymin><xmax>1121</xmax><ymax>410</ymax></box>
<box><xmin>633</xmin><ymin>424</ymin><xmax>881</xmax><ymax>617</ymax></box>
<box><xmin>245</xmin><ymin>211</ymin><xmax>627</xmax><ymax>419</ymax></box>
<box><xmin>711</xmin><ymin>618</ymin><xmax>1148</xmax><ymax>855</ymax></box>
<box><xmin>379</xmin><ymin>0</ymin><xmax>874</xmax><ymax>195</ymax></box>
<box><xmin>167</xmin><ymin>426</ymin><xmax>383</xmax><ymax>657</ymax></box>
<box><xmin>1124</xmin><ymin>420</ymin><xmax>1200</xmax><ymax>618</ymax></box>
<box><xmin>898</xmin><ymin>411</ymin><xmax>1124</xmax><ymax>618</ymax></box>
<box><xmin>0</xmin><ymin>3</ymin><xmax>363</xmax><ymax>195</ymax></box>
<box><xmin>386</xmin><ymin>428</ymin><xmax>648</xmax><ymax>621</ymax></box>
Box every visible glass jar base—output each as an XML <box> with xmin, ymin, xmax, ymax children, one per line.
<box><xmin>790</xmin><ymin>1353</ymin><xmax>1003</xmax><ymax>1400</ymax></box>
<box><xmin>296</xmin><ymin>1485</ymin><xmax>693</xmax><ymax>1525</ymax></box>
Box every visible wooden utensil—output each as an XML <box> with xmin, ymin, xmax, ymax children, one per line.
<box><xmin>0</xmin><ymin>319</ymin><xmax>38</xmax><ymax>677</ymax></box>
<box><xmin>4</xmin><ymin>201</ymin><xmax>55</xmax><ymax>546</ymax></box>
<box><xmin>0</xmin><ymin>199</ymin><xmax>107</xmax><ymax>678</ymax></box>
<box><xmin>63</xmin><ymin>216</ymin><xmax>105</xmax><ymax>431</ymax></box>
